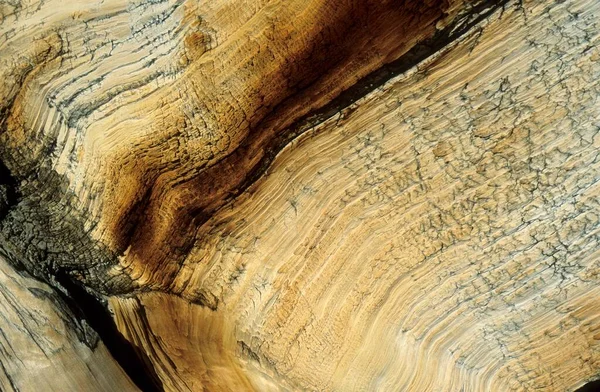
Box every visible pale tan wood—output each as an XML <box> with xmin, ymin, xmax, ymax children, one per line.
<box><xmin>0</xmin><ymin>0</ymin><xmax>599</xmax><ymax>390</ymax></box>
<box><xmin>110</xmin><ymin>0</ymin><xmax>600</xmax><ymax>390</ymax></box>
<box><xmin>0</xmin><ymin>255</ymin><xmax>139</xmax><ymax>392</ymax></box>
<box><xmin>1</xmin><ymin>0</ymin><xmax>470</xmax><ymax>286</ymax></box>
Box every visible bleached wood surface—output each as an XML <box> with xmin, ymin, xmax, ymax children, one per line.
<box><xmin>1</xmin><ymin>0</ymin><xmax>599</xmax><ymax>390</ymax></box>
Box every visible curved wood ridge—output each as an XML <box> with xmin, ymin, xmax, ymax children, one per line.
<box><xmin>0</xmin><ymin>254</ymin><xmax>139</xmax><ymax>391</ymax></box>
<box><xmin>1</xmin><ymin>0</ymin><xmax>600</xmax><ymax>390</ymax></box>
<box><xmin>1</xmin><ymin>0</ymin><xmax>478</xmax><ymax>293</ymax></box>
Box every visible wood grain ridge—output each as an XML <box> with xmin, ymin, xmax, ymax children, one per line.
<box><xmin>0</xmin><ymin>253</ymin><xmax>140</xmax><ymax>391</ymax></box>
<box><xmin>113</xmin><ymin>0</ymin><xmax>600</xmax><ymax>390</ymax></box>
<box><xmin>0</xmin><ymin>0</ymin><xmax>501</xmax><ymax>295</ymax></box>
<box><xmin>2</xmin><ymin>0</ymin><xmax>600</xmax><ymax>390</ymax></box>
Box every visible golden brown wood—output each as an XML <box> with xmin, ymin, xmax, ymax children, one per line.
<box><xmin>1</xmin><ymin>0</ymin><xmax>599</xmax><ymax>390</ymax></box>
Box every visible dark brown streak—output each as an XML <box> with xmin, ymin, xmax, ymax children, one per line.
<box><xmin>123</xmin><ymin>0</ymin><xmax>512</xmax><ymax>298</ymax></box>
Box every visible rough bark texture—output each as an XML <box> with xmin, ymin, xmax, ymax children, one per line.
<box><xmin>1</xmin><ymin>0</ymin><xmax>599</xmax><ymax>390</ymax></box>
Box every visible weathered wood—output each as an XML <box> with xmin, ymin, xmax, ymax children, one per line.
<box><xmin>0</xmin><ymin>0</ymin><xmax>486</xmax><ymax>293</ymax></box>
<box><xmin>0</xmin><ymin>254</ymin><xmax>139</xmax><ymax>391</ymax></box>
<box><xmin>1</xmin><ymin>0</ymin><xmax>599</xmax><ymax>390</ymax></box>
<box><xmin>109</xmin><ymin>1</ymin><xmax>600</xmax><ymax>390</ymax></box>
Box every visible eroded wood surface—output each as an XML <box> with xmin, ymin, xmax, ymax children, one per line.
<box><xmin>1</xmin><ymin>0</ymin><xmax>599</xmax><ymax>390</ymax></box>
<box><xmin>0</xmin><ymin>0</ymin><xmax>482</xmax><ymax>293</ymax></box>
<box><xmin>0</xmin><ymin>254</ymin><xmax>139</xmax><ymax>391</ymax></box>
<box><xmin>110</xmin><ymin>1</ymin><xmax>600</xmax><ymax>390</ymax></box>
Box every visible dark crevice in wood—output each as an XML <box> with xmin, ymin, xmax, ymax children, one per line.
<box><xmin>135</xmin><ymin>0</ymin><xmax>512</xmax><ymax>277</ymax></box>
<box><xmin>0</xmin><ymin>159</ymin><xmax>20</xmax><ymax>221</ymax></box>
<box><xmin>575</xmin><ymin>378</ymin><xmax>600</xmax><ymax>392</ymax></box>
<box><xmin>54</xmin><ymin>270</ymin><xmax>164</xmax><ymax>392</ymax></box>
<box><xmin>244</xmin><ymin>0</ymin><xmax>511</xmax><ymax>192</ymax></box>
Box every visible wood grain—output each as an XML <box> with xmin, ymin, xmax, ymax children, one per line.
<box><xmin>1</xmin><ymin>0</ymin><xmax>599</xmax><ymax>390</ymax></box>
<box><xmin>1</xmin><ymin>0</ymin><xmax>480</xmax><ymax>293</ymax></box>
<box><xmin>0</xmin><ymin>254</ymin><xmax>139</xmax><ymax>391</ymax></box>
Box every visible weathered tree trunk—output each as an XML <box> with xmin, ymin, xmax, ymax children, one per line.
<box><xmin>1</xmin><ymin>0</ymin><xmax>599</xmax><ymax>390</ymax></box>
